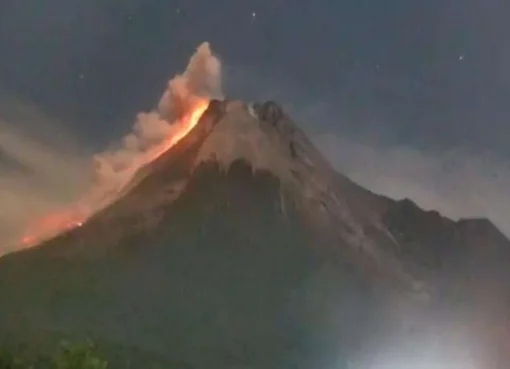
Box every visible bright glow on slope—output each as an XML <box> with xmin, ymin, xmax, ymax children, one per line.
<box><xmin>148</xmin><ymin>99</ymin><xmax>209</xmax><ymax>162</ymax></box>
<box><xmin>19</xmin><ymin>99</ymin><xmax>210</xmax><ymax>248</ymax></box>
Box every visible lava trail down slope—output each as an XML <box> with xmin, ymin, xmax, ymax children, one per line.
<box><xmin>1</xmin><ymin>100</ymin><xmax>510</xmax><ymax>368</ymax></box>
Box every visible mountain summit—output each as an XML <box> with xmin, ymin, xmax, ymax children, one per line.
<box><xmin>1</xmin><ymin>98</ymin><xmax>510</xmax><ymax>368</ymax></box>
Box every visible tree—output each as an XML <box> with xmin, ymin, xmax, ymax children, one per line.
<box><xmin>51</xmin><ymin>340</ymin><xmax>108</xmax><ymax>369</ymax></box>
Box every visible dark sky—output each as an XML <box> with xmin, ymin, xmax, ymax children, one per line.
<box><xmin>0</xmin><ymin>0</ymin><xmax>509</xmax><ymax>153</ymax></box>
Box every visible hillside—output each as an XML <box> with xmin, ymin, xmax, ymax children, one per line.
<box><xmin>1</xmin><ymin>99</ymin><xmax>509</xmax><ymax>368</ymax></box>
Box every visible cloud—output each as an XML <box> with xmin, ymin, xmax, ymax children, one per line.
<box><xmin>313</xmin><ymin>132</ymin><xmax>510</xmax><ymax>236</ymax></box>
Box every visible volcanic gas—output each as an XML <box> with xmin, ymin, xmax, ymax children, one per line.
<box><xmin>19</xmin><ymin>42</ymin><xmax>221</xmax><ymax>248</ymax></box>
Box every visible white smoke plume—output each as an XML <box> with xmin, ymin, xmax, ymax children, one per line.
<box><xmin>0</xmin><ymin>42</ymin><xmax>222</xmax><ymax>253</ymax></box>
<box><xmin>92</xmin><ymin>42</ymin><xmax>222</xmax><ymax>192</ymax></box>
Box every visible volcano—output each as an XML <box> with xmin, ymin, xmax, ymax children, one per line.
<box><xmin>1</xmin><ymin>99</ymin><xmax>510</xmax><ymax>368</ymax></box>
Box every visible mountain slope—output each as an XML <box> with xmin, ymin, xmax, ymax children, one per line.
<box><xmin>1</xmin><ymin>99</ymin><xmax>509</xmax><ymax>368</ymax></box>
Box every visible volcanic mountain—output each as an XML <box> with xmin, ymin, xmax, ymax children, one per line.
<box><xmin>1</xmin><ymin>99</ymin><xmax>510</xmax><ymax>368</ymax></box>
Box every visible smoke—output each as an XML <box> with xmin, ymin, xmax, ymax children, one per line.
<box><xmin>0</xmin><ymin>117</ymin><xmax>92</xmax><ymax>252</ymax></box>
<box><xmin>92</xmin><ymin>41</ymin><xmax>222</xmax><ymax>189</ymax></box>
<box><xmin>313</xmin><ymin>132</ymin><xmax>510</xmax><ymax>237</ymax></box>
<box><xmin>0</xmin><ymin>42</ymin><xmax>222</xmax><ymax>253</ymax></box>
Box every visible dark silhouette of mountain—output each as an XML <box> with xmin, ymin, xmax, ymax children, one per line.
<box><xmin>1</xmin><ymin>100</ymin><xmax>509</xmax><ymax>368</ymax></box>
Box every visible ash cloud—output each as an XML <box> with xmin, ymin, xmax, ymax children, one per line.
<box><xmin>158</xmin><ymin>42</ymin><xmax>222</xmax><ymax>121</ymax></box>
<box><xmin>93</xmin><ymin>42</ymin><xmax>222</xmax><ymax>186</ymax></box>
<box><xmin>0</xmin><ymin>42</ymin><xmax>222</xmax><ymax>253</ymax></box>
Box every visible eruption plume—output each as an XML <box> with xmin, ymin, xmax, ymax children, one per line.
<box><xmin>16</xmin><ymin>42</ymin><xmax>222</xmax><ymax>250</ymax></box>
<box><xmin>94</xmin><ymin>42</ymin><xmax>222</xmax><ymax>186</ymax></box>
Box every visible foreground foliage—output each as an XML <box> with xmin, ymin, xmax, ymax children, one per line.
<box><xmin>0</xmin><ymin>340</ymin><xmax>108</xmax><ymax>369</ymax></box>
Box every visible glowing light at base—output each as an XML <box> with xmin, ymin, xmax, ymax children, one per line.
<box><xmin>19</xmin><ymin>99</ymin><xmax>210</xmax><ymax>248</ymax></box>
<box><xmin>353</xmin><ymin>334</ymin><xmax>482</xmax><ymax>369</ymax></box>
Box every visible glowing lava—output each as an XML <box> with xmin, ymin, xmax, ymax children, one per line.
<box><xmin>148</xmin><ymin>99</ymin><xmax>210</xmax><ymax>163</ymax></box>
<box><xmin>20</xmin><ymin>211</ymin><xmax>84</xmax><ymax>247</ymax></box>
<box><xmin>19</xmin><ymin>99</ymin><xmax>210</xmax><ymax>248</ymax></box>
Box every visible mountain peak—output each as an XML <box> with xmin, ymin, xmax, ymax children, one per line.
<box><xmin>193</xmin><ymin>99</ymin><xmax>325</xmax><ymax>183</ymax></box>
<box><xmin>3</xmin><ymin>96</ymin><xmax>510</xmax><ymax>368</ymax></box>
<box><xmin>195</xmin><ymin>100</ymin><xmax>288</xmax><ymax>175</ymax></box>
<box><xmin>4</xmin><ymin>42</ymin><xmax>510</xmax><ymax>367</ymax></box>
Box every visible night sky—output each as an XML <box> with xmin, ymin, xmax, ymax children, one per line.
<box><xmin>1</xmin><ymin>0</ymin><xmax>509</xmax><ymax>151</ymax></box>
<box><xmin>1</xmin><ymin>0</ymin><xmax>510</xmax><ymax>232</ymax></box>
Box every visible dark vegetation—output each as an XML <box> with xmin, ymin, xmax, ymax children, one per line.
<box><xmin>0</xmin><ymin>339</ymin><xmax>194</xmax><ymax>369</ymax></box>
<box><xmin>0</xmin><ymin>340</ymin><xmax>108</xmax><ymax>369</ymax></box>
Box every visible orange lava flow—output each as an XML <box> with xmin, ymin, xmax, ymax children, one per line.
<box><xmin>20</xmin><ymin>211</ymin><xmax>84</xmax><ymax>247</ymax></box>
<box><xmin>148</xmin><ymin>99</ymin><xmax>210</xmax><ymax>163</ymax></box>
<box><xmin>19</xmin><ymin>99</ymin><xmax>210</xmax><ymax>248</ymax></box>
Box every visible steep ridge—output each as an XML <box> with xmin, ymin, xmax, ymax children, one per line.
<box><xmin>1</xmin><ymin>99</ymin><xmax>510</xmax><ymax>368</ymax></box>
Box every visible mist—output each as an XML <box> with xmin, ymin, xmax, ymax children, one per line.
<box><xmin>0</xmin><ymin>114</ymin><xmax>92</xmax><ymax>252</ymax></box>
<box><xmin>313</xmin><ymin>132</ymin><xmax>510</xmax><ymax>237</ymax></box>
